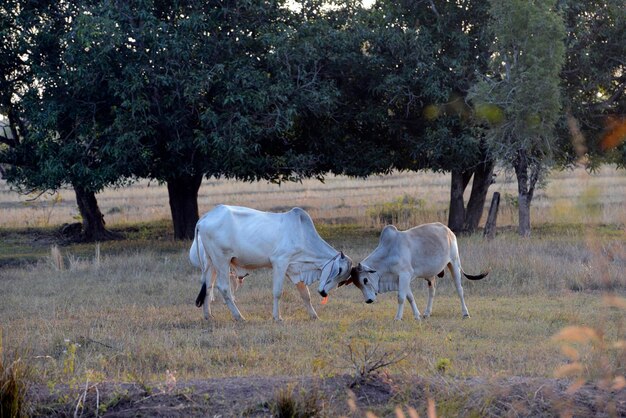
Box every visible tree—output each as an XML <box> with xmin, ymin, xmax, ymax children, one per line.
<box><xmin>106</xmin><ymin>0</ymin><xmax>335</xmax><ymax>239</ymax></box>
<box><xmin>280</xmin><ymin>1</ymin><xmax>496</xmax><ymax>235</ymax></box>
<box><xmin>470</xmin><ymin>0</ymin><xmax>566</xmax><ymax>236</ymax></box>
<box><xmin>557</xmin><ymin>0</ymin><xmax>626</xmax><ymax>168</ymax></box>
<box><xmin>1</xmin><ymin>1</ymin><xmax>125</xmax><ymax>241</ymax></box>
<box><xmin>392</xmin><ymin>0</ymin><xmax>494</xmax><ymax>234</ymax></box>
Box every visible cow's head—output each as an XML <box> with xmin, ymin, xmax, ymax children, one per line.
<box><xmin>339</xmin><ymin>262</ymin><xmax>378</xmax><ymax>303</ymax></box>
<box><xmin>317</xmin><ymin>252</ymin><xmax>353</xmax><ymax>297</ymax></box>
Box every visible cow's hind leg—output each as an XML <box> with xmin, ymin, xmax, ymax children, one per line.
<box><xmin>271</xmin><ymin>263</ymin><xmax>288</xmax><ymax>322</ymax></box>
<box><xmin>296</xmin><ymin>282</ymin><xmax>319</xmax><ymax>320</ymax></box>
<box><xmin>448</xmin><ymin>262</ymin><xmax>470</xmax><ymax>318</ymax></box>
<box><xmin>216</xmin><ymin>265</ymin><xmax>245</xmax><ymax>321</ymax></box>
<box><xmin>423</xmin><ymin>278</ymin><xmax>436</xmax><ymax>318</ymax></box>
<box><xmin>205</xmin><ymin>269</ymin><xmax>217</xmax><ymax>319</ymax></box>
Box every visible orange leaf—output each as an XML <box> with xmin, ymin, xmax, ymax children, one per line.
<box><xmin>554</xmin><ymin>362</ymin><xmax>583</xmax><ymax>378</ymax></box>
<box><xmin>603</xmin><ymin>295</ymin><xmax>626</xmax><ymax>310</ymax></box>
<box><xmin>601</xmin><ymin>117</ymin><xmax>626</xmax><ymax>150</ymax></box>
<box><xmin>560</xmin><ymin>345</ymin><xmax>580</xmax><ymax>361</ymax></box>
<box><xmin>612</xmin><ymin>376</ymin><xmax>626</xmax><ymax>390</ymax></box>
<box><xmin>427</xmin><ymin>398</ymin><xmax>437</xmax><ymax>418</ymax></box>
<box><xmin>407</xmin><ymin>407</ymin><xmax>420</xmax><ymax>418</ymax></box>
<box><xmin>566</xmin><ymin>378</ymin><xmax>586</xmax><ymax>394</ymax></box>
<box><xmin>552</xmin><ymin>326</ymin><xmax>600</xmax><ymax>343</ymax></box>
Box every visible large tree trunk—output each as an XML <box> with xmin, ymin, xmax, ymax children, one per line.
<box><xmin>517</xmin><ymin>192</ymin><xmax>532</xmax><ymax>237</ymax></box>
<box><xmin>74</xmin><ymin>185</ymin><xmax>121</xmax><ymax>242</ymax></box>
<box><xmin>513</xmin><ymin>149</ymin><xmax>540</xmax><ymax>237</ymax></box>
<box><xmin>167</xmin><ymin>174</ymin><xmax>203</xmax><ymax>240</ymax></box>
<box><xmin>448</xmin><ymin>170</ymin><xmax>472</xmax><ymax>233</ymax></box>
<box><xmin>463</xmin><ymin>158</ymin><xmax>495</xmax><ymax>233</ymax></box>
<box><xmin>448</xmin><ymin>158</ymin><xmax>494</xmax><ymax>235</ymax></box>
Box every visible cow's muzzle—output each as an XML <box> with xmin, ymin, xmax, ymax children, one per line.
<box><xmin>366</xmin><ymin>298</ymin><xmax>374</xmax><ymax>304</ymax></box>
<box><xmin>319</xmin><ymin>290</ymin><xmax>328</xmax><ymax>298</ymax></box>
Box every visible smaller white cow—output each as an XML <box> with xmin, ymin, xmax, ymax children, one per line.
<box><xmin>189</xmin><ymin>234</ymin><xmax>247</xmax><ymax>312</ymax></box>
<box><xmin>342</xmin><ymin>223</ymin><xmax>487</xmax><ymax>320</ymax></box>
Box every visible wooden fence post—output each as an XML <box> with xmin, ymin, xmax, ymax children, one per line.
<box><xmin>483</xmin><ymin>192</ymin><xmax>500</xmax><ymax>239</ymax></box>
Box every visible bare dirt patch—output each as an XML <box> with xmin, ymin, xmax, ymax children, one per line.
<box><xmin>28</xmin><ymin>374</ymin><xmax>626</xmax><ymax>417</ymax></box>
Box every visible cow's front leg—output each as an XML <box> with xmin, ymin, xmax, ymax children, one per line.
<box><xmin>406</xmin><ymin>289</ymin><xmax>422</xmax><ymax>320</ymax></box>
<box><xmin>296</xmin><ymin>282</ymin><xmax>319</xmax><ymax>320</ymax></box>
<box><xmin>271</xmin><ymin>264</ymin><xmax>288</xmax><ymax>322</ymax></box>
<box><xmin>423</xmin><ymin>278</ymin><xmax>436</xmax><ymax>318</ymax></box>
<box><xmin>395</xmin><ymin>273</ymin><xmax>413</xmax><ymax>320</ymax></box>
<box><xmin>216</xmin><ymin>266</ymin><xmax>245</xmax><ymax>321</ymax></box>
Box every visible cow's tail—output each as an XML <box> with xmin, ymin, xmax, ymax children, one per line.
<box><xmin>195</xmin><ymin>225</ymin><xmax>208</xmax><ymax>307</ymax></box>
<box><xmin>462</xmin><ymin>269</ymin><xmax>488</xmax><ymax>281</ymax></box>
<box><xmin>196</xmin><ymin>282</ymin><xmax>207</xmax><ymax>307</ymax></box>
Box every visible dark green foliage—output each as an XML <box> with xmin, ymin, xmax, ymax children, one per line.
<box><xmin>1</xmin><ymin>0</ymin><xmax>623</xmax><ymax>239</ymax></box>
<box><xmin>557</xmin><ymin>0</ymin><xmax>626</xmax><ymax>168</ymax></box>
<box><xmin>2</xmin><ymin>2</ymin><xmax>127</xmax><ymax>193</ymax></box>
<box><xmin>470</xmin><ymin>0</ymin><xmax>566</xmax><ymax>236</ymax></box>
<box><xmin>104</xmin><ymin>0</ymin><xmax>330</xmax><ymax>183</ymax></box>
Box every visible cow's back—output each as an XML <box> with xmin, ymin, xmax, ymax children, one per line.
<box><xmin>372</xmin><ymin>223</ymin><xmax>453</xmax><ymax>278</ymax></box>
<box><xmin>196</xmin><ymin>205</ymin><xmax>308</xmax><ymax>265</ymax></box>
<box><xmin>405</xmin><ymin>223</ymin><xmax>454</xmax><ymax>275</ymax></box>
<box><xmin>404</xmin><ymin>223</ymin><xmax>451</xmax><ymax>256</ymax></box>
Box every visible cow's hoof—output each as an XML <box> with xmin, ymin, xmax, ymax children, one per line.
<box><xmin>309</xmin><ymin>315</ymin><xmax>319</xmax><ymax>320</ymax></box>
<box><xmin>274</xmin><ymin>317</ymin><xmax>284</xmax><ymax>322</ymax></box>
<box><xmin>422</xmin><ymin>314</ymin><xmax>430</xmax><ymax>319</ymax></box>
<box><xmin>462</xmin><ymin>314</ymin><xmax>471</xmax><ymax>319</ymax></box>
<box><xmin>415</xmin><ymin>316</ymin><xmax>422</xmax><ymax>321</ymax></box>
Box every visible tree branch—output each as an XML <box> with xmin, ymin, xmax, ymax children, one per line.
<box><xmin>591</xmin><ymin>81</ymin><xmax>625</xmax><ymax>112</ymax></box>
<box><xmin>426</xmin><ymin>0</ymin><xmax>441</xmax><ymax>19</ymax></box>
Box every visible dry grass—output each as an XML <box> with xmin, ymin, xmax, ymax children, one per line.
<box><xmin>1</xmin><ymin>166</ymin><xmax>625</xmax><ymax>416</ymax></box>
<box><xmin>1</xmin><ymin>334</ymin><xmax>32</xmax><ymax>418</ymax></box>
<box><xmin>0</xmin><ymin>229</ymin><xmax>624</xmax><ymax>388</ymax></box>
<box><xmin>1</xmin><ymin>166</ymin><xmax>625</xmax><ymax>229</ymax></box>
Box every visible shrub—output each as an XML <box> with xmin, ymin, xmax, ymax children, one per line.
<box><xmin>367</xmin><ymin>195</ymin><xmax>425</xmax><ymax>226</ymax></box>
<box><xmin>270</xmin><ymin>385</ymin><xmax>322</xmax><ymax>418</ymax></box>
<box><xmin>1</xmin><ymin>338</ymin><xmax>31</xmax><ymax>418</ymax></box>
<box><xmin>435</xmin><ymin>358</ymin><xmax>452</xmax><ymax>374</ymax></box>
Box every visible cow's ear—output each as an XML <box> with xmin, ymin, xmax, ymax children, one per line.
<box><xmin>356</xmin><ymin>262</ymin><xmax>363</xmax><ymax>272</ymax></box>
<box><xmin>338</xmin><ymin>277</ymin><xmax>354</xmax><ymax>287</ymax></box>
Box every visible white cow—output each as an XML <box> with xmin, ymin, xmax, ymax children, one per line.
<box><xmin>189</xmin><ymin>234</ymin><xmax>247</xmax><ymax>309</ymax></box>
<box><xmin>194</xmin><ymin>205</ymin><xmax>353</xmax><ymax>321</ymax></box>
<box><xmin>342</xmin><ymin>222</ymin><xmax>487</xmax><ymax>320</ymax></box>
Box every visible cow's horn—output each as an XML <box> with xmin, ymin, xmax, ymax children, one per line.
<box><xmin>340</xmin><ymin>251</ymin><xmax>345</xmax><ymax>259</ymax></box>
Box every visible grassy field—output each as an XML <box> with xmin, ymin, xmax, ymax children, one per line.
<box><xmin>1</xmin><ymin>167</ymin><xmax>625</xmax><ymax>416</ymax></box>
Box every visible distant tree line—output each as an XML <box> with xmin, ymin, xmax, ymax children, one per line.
<box><xmin>1</xmin><ymin>0</ymin><xmax>624</xmax><ymax>240</ymax></box>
